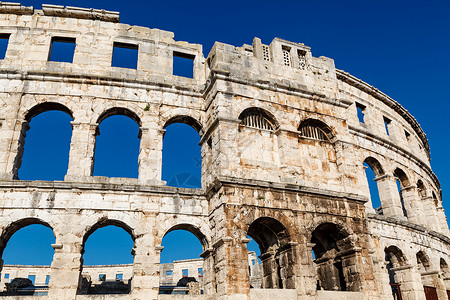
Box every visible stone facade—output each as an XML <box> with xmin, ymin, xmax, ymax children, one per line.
<box><xmin>0</xmin><ymin>3</ymin><xmax>447</xmax><ymax>300</ymax></box>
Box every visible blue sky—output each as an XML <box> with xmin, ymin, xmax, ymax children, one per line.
<box><xmin>3</xmin><ymin>0</ymin><xmax>450</xmax><ymax>268</ymax></box>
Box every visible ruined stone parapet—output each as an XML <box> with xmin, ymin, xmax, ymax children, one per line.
<box><xmin>0</xmin><ymin>3</ymin><xmax>447</xmax><ymax>300</ymax></box>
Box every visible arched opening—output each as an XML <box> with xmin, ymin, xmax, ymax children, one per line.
<box><xmin>394</xmin><ymin>168</ymin><xmax>409</xmax><ymax>218</ymax></box>
<box><xmin>0</xmin><ymin>219</ymin><xmax>55</xmax><ymax>296</ymax></box>
<box><xmin>416</xmin><ymin>251</ymin><xmax>438</xmax><ymax>298</ymax></box>
<box><xmin>162</xmin><ymin>117</ymin><xmax>202</xmax><ymax>189</ymax></box>
<box><xmin>160</xmin><ymin>225</ymin><xmax>206</xmax><ymax>295</ymax></box>
<box><xmin>385</xmin><ymin>245</ymin><xmax>407</xmax><ymax>300</ymax></box>
<box><xmin>17</xmin><ymin>103</ymin><xmax>73</xmax><ymax>180</ymax></box>
<box><xmin>432</xmin><ymin>192</ymin><xmax>439</xmax><ymax>207</ymax></box>
<box><xmin>417</xmin><ymin>180</ymin><xmax>427</xmax><ymax>198</ymax></box>
<box><xmin>78</xmin><ymin>220</ymin><xmax>134</xmax><ymax>295</ymax></box>
<box><xmin>93</xmin><ymin>108</ymin><xmax>141</xmax><ymax>178</ymax></box>
<box><xmin>311</xmin><ymin>223</ymin><xmax>359</xmax><ymax>291</ymax></box>
<box><xmin>247</xmin><ymin>217</ymin><xmax>295</xmax><ymax>289</ymax></box>
<box><xmin>246</xmin><ymin>237</ymin><xmax>263</xmax><ymax>289</ymax></box>
<box><xmin>238</xmin><ymin>107</ymin><xmax>277</xmax><ymax>131</ymax></box>
<box><xmin>363</xmin><ymin>157</ymin><xmax>384</xmax><ymax>213</ymax></box>
<box><xmin>298</xmin><ymin>119</ymin><xmax>333</xmax><ymax>142</ymax></box>
<box><xmin>440</xmin><ymin>258</ymin><xmax>450</xmax><ymax>291</ymax></box>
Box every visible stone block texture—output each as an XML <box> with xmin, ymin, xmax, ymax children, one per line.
<box><xmin>0</xmin><ymin>3</ymin><xmax>447</xmax><ymax>300</ymax></box>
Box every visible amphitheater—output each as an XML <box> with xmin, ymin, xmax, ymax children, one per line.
<box><xmin>0</xmin><ymin>2</ymin><xmax>448</xmax><ymax>300</ymax></box>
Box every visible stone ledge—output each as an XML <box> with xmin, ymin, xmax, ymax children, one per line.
<box><xmin>41</xmin><ymin>4</ymin><xmax>119</xmax><ymax>22</ymax></box>
<box><xmin>0</xmin><ymin>2</ymin><xmax>33</xmax><ymax>15</ymax></box>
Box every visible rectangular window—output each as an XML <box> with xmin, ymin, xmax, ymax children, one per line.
<box><xmin>198</xmin><ymin>268</ymin><xmax>203</xmax><ymax>277</ymax></box>
<box><xmin>356</xmin><ymin>103</ymin><xmax>366</xmax><ymax>124</ymax></box>
<box><xmin>115</xmin><ymin>274</ymin><xmax>123</xmax><ymax>281</ymax></box>
<box><xmin>166</xmin><ymin>270</ymin><xmax>173</xmax><ymax>276</ymax></box>
<box><xmin>173</xmin><ymin>51</ymin><xmax>195</xmax><ymax>78</ymax></box>
<box><xmin>28</xmin><ymin>275</ymin><xmax>36</xmax><ymax>285</ymax></box>
<box><xmin>112</xmin><ymin>42</ymin><xmax>138</xmax><ymax>69</ymax></box>
<box><xmin>182</xmin><ymin>269</ymin><xmax>188</xmax><ymax>277</ymax></box>
<box><xmin>0</xmin><ymin>33</ymin><xmax>10</xmax><ymax>59</ymax></box>
<box><xmin>298</xmin><ymin>49</ymin><xmax>306</xmax><ymax>70</ymax></box>
<box><xmin>383</xmin><ymin>116</ymin><xmax>391</xmax><ymax>136</ymax></box>
<box><xmin>45</xmin><ymin>275</ymin><xmax>50</xmax><ymax>285</ymax></box>
<box><xmin>282</xmin><ymin>46</ymin><xmax>291</xmax><ymax>66</ymax></box>
<box><xmin>4</xmin><ymin>274</ymin><xmax>9</xmax><ymax>279</ymax></box>
<box><xmin>262</xmin><ymin>45</ymin><xmax>270</xmax><ymax>61</ymax></box>
<box><xmin>99</xmin><ymin>274</ymin><xmax>106</xmax><ymax>281</ymax></box>
<box><xmin>49</xmin><ymin>37</ymin><xmax>76</xmax><ymax>63</ymax></box>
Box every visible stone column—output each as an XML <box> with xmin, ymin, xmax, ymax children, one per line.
<box><xmin>421</xmin><ymin>196</ymin><xmax>441</xmax><ymax>232</ymax></box>
<box><xmin>401</xmin><ymin>185</ymin><xmax>425</xmax><ymax>225</ymax></box>
<box><xmin>0</xmin><ymin>118</ymin><xmax>27</xmax><ymax>179</ymax></box>
<box><xmin>65</xmin><ymin>122</ymin><xmax>97</xmax><ymax>182</ymax></box>
<box><xmin>130</xmin><ymin>216</ymin><xmax>160</xmax><ymax>300</ymax></box>
<box><xmin>47</xmin><ymin>237</ymin><xmax>83</xmax><ymax>299</ymax></box>
<box><xmin>392</xmin><ymin>265</ymin><xmax>424</xmax><ymax>300</ymax></box>
<box><xmin>200</xmin><ymin>247</ymin><xmax>215</xmax><ymax>295</ymax></box>
<box><xmin>375</xmin><ymin>174</ymin><xmax>407</xmax><ymax>219</ymax></box>
<box><xmin>138</xmin><ymin>127</ymin><xmax>165</xmax><ymax>185</ymax></box>
<box><xmin>297</xmin><ymin>243</ymin><xmax>317</xmax><ymax>299</ymax></box>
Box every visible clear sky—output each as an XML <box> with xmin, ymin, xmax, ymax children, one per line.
<box><xmin>2</xmin><ymin>0</ymin><xmax>450</xmax><ymax>268</ymax></box>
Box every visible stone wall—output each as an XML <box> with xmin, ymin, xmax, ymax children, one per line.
<box><xmin>0</xmin><ymin>3</ymin><xmax>447</xmax><ymax>300</ymax></box>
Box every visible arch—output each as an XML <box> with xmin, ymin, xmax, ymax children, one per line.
<box><xmin>440</xmin><ymin>258</ymin><xmax>450</xmax><ymax>277</ymax></box>
<box><xmin>247</xmin><ymin>217</ymin><xmax>295</xmax><ymax>289</ymax></box>
<box><xmin>298</xmin><ymin>118</ymin><xmax>334</xmax><ymax>142</ymax></box>
<box><xmin>311</xmin><ymin>222</ymin><xmax>357</xmax><ymax>291</ymax></box>
<box><xmin>163</xmin><ymin>223</ymin><xmax>208</xmax><ymax>250</ymax></box>
<box><xmin>82</xmin><ymin>218</ymin><xmax>135</xmax><ymax>249</ymax></box>
<box><xmin>432</xmin><ymin>191</ymin><xmax>439</xmax><ymax>207</ymax></box>
<box><xmin>0</xmin><ymin>218</ymin><xmax>54</xmax><ymax>258</ymax></box>
<box><xmin>364</xmin><ymin>157</ymin><xmax>385</xmax><ymax>177</ymax></box>
<box><xmin>96</xmin><ymin>107</ymin><xmax>141</xmax><ymax>127</ymax></box>
<box><xmin>385</xmin><ymin>245</ymin><xmax>407</xmax><ymax>268</ymax></box>
<box><xmin>24</xmin><ymin>102</ymin><xmax>73</xmax><ymax>122</ymax></box>
<box><xmin>163</xmin><ymin>115</ymin><xmax>203</xmax><ymax>134</ymax></box>
<box><xmin>238</xmin><ymin>107</ymin><xmax>278</xmax><ymax>131</ymax></box>
<box><xmin>416</xmin><ymin>250</ymin><xmax>431</xmax><ymax>273</ymax></box>
<box><xmin>393</xmin><ymin>168</ymin><xmax>410</xmax><ymax>188</ymax></box>
<box><xmin>417</xmin><ymin>180</ymin><xmax>427</xmax><ymax>198</ymax></box>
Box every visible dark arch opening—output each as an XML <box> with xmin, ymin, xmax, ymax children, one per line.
<box><xmin>417</xmin><ymin>180</ymin><xmax>426</xmax><ymax>198</ymax></box>
<box><xmin>385</xmin><ymin>246</ymin><xmax>407</xmax><ymax>299</ymax></box>
<box><xmin>394</xmin><ymin>168</ymin><xmax>409</xmax><ymax>217</ymax></box>
<box><xmin>0</xmin><ymin>219</ymin><xmax>55</xmax><ymax>294</ymax></box>
<box><xmin>17</xmin><ymin>104</ymin><xmax>74</xmax><ymax>181</ymax></box>
<box><xmin>93</xmin><ymin>113</ymin><xmax>140</xmax><ymax>178</ymax></box>
<box><xmin>160</xmin><ymin>224</ymin><xmax>206</xmax><ymax>295</ymax></box>
<box><xmin>238</xmin><ymin>107</ymin><xmax>278</xmax><ymax>131</ymax></box>
<box><xmin>311</xmin><ymin>223</ymin><xmax>356</xmax><ymax>291</ymax></box>
<box><xmin>78</xmin><ymin>219</ymin><xmax>135</xmax><ymax>295</ymax></box>
<box><xmin>298</xmin><ymin>119</ymin><xmax>334</xmax><ymax>142</ymax></box>
<box><xmin>247</xmin><ymin>217</ymin><xmax>295</xmax><ymax>289</ymax></box>
<box><xmin>162</xmin><ymin>120</ymin><xmax>201</xmax><ymax>189</ymax></box>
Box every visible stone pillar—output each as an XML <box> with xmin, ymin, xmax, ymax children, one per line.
<box><xmin>0</xmin><ymin>118</ymin><xmax>27</xmax><ymax>179</ymax></box>
<box><xmin>401</xmin><ymin>185</ymin><xmax>425</xmax><ymax>225</ymax></box>
<box><xmin>138</xmin><ymin>127</ymin><xmax>165</xmax><ymax>185</ymax></box>
<box><xmin>297</xmin><ymin>243</ymin><xmax>317</xmax><ymax>299</ymax></box>
<box><xmin>374</xmin><ymin>174</ymin><xmax>406</xmax><ymax>219</ymax></box>
<box><xmin>422</xmin><ymin>196</ymin><xmax>441</xmax><ymax>232</ymax></box>
<box><xmin>392</xmin><ymin>265</ymin><xmax>424</xmax><ymax>300</ymax></box>
<box><xmin>47</xmin><ymin>237</ymin><xmax>83</xmax><ymax>299</ymax></box>
<box><xmin>213</xmin><ymin>236</ymin><xmax>249</xmax><ymax>300</ymax></box>
<box><xmin>200</xmin><ymin>247</ymin><xmax>215</xmax><ymax>295</ymax></box>
<box><xmin>130</xmin><ymin>219</ymin><xmax>160</xmax><ymax>300</ymax></box>
<box><xmin>65</xmin><ymin>122</ymin><xmax>97</xmax><ymax>182</ymax></box>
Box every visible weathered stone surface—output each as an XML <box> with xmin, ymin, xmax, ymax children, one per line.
<box><xmin>0</xmin><ymin>2</ymin><xmax>447</xmax><ymax>300</ymax></box>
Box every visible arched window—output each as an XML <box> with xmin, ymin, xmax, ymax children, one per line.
<box><xmin>394</xmin><ymin>168</ymin><xmax>410</xmax><ymax>217</ymax></box>
<box><xmin>160</xmin><ymin>224</ymin><xmax>207</xmax><ymax>295</ymax></box>
<box><xmin>93</xmin><ymin>108</ymin><xmax>141</xmax><ymax>178</ymax></box>
<box><xmin>239</xmin><ymin>108</ymin><xmax>276</xmax><ymax>131</ymax></box>
<box><xmin>363</xmin><ymin>157</ymin><xmax>384</xmax><ymax>213</ymax></box>
<box><xmin>298</xmin><ymin>119</ymin><xmax>333</xmax><ymax>142</ymax></box>
<box><xmin>18</xmin><ymin>103</ymin><xmax>73</xmax><ymax>180</ymax></box>
<box><xmin>162</xmin><ymin>116</ymin><xmax>202</xmax><ymax>188</ymax></box>
<box><xmin>385</xmin><ymin>246</ymin><xmax>407</xmax><ymax>299</ymax></box>
<box><xmin>247</xmin><ymin>217</ymin><xmax>295</xmax><ymax>289</ymax></box>
<box><xmin>0</xmin><ymin>219</ymin><xmax>55</xmax><ymax>294</ymax></box>
<box><xmin>311</xmin><ymin>223</ymin><xmax>359</xmax><ymax>292</ymax></box>
<box><xmin>78</xmin><ymin>220</ymin><xmax>134</xmax><ymax>295</ymax></box>
<box><xmin>417</xmin><ymin>180</ymin><xmax>427</xmax><ymax>198</ymax></box>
